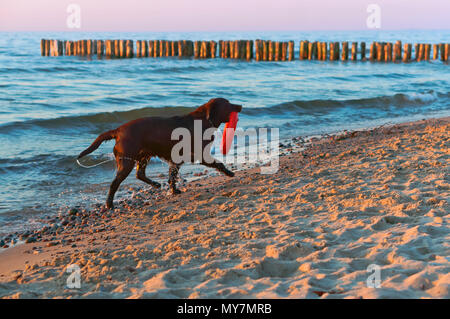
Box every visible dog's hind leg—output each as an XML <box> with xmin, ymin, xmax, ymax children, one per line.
<box><xmin>168</xmin><ymin>162</ymin><xmax>181</xmax><ymax>195</ymax></box>
<box><xmin>106</xmin><ymin>158</ymin><xmax>134</xmax><ymax>209</ymax></box>
<box><xmin>136</xmin><ymin>159</ymin><xmax>161</xmax><ymax>189</ymax></box>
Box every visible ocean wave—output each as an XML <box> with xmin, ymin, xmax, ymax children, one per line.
<box><xmin>242</xmin><ymin>92</ymin><xmax>446</xmax><ymax>116</ymax></box>
<box><xmin>0</xmin><ymin>106</ymin><xmax>195</xmax><ymax>132</ymax></box>
<box><xmin>0</xmin><ymin>91</ymin><xmax>446</xmax><ymax>133</ymax></box>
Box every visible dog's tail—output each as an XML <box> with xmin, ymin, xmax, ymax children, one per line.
<box><xmin>78</xmin><ymin>129</ymin><xmax>117</xmax><ymax>159</ymax></box>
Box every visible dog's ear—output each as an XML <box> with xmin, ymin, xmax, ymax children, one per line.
<box><xmin>205</xmin><ymin>100</ymin><xmax>217</xmax><ymax>123</ymax></box>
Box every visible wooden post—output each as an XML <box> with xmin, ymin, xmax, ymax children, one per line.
<box><xmin>41</xmin><ymin>39</ymin><xmax>46</xmax><ymax>56</ymax></box>
<box><xmin>322</xmin><ymin>42</ymin><xmax>327</xmax><ymax>60</ymax></box>
<box><xmin>118</xmin><ymin>40</ymin><xmax>125</xmax><ymax>58</ymax></box>
<box><xmin>159</xmin><ymin>40</ymin><xmax>165</xmax><ymax>57</ymax></box>
<box><xmin>394</xmin><ymin>40</ymin><xmax>402</xmax><ymax>62</ymax></box>
<box><xmin>376</xmin><ymin>42</ymin><xmax>383</xmax><ymax>61</ymax></box>
<box><xmin>433</xmin><ymin>44</ymin><xmax>439</xmax><ymax>60</ymax></box>
<box><xmin>49</xmin><ymin>40</ymin><xmax>54</xmax><ymax>56</ymax></box>
<box><xmin>299</xmin><ymin>41</ymin><xmax>306</xmax><ymax>60</ymax></box>
<box><xmin>64</xmin><ymin>41</ymin><xmax>69</xmax><ymax>56</ymax></box>
<box><xmin>223</xmin><ymin>41</ymin><xmax>229</xmax><ymax>58</ymax></box>
<box><xmin>105</xmin><ymin>40</ymin><xmax>111</xmax><ymax>57</ymax></box>
<box><xmin>261</xmin><ymin>40</ymin><xmax>267</xmax><ymax>61</ymax></box>
<box><xmin>369</xmin><ymin>42</ymin><xmax>376</xmax><ymax>61</ymax></box>
<box><xmin>281</xmin><ymin>42</ymin><xmax>287</xmax><ymax>61</ymax></box>
<box><xmin>245</xmin><ymin>40</ymin><xmax>251</xmax><ymax>60</ymax></box>
<box><xmin>444</xmin><ymin>43</ymin><xmax>449</xmax><ymax>62</ymax></box>
<box><xmin>86</xmin><ymin>40</ymin><xmax>92</xmax><ymax>55</ymax></box>
<box><xmin>392</xmin><ymin>42</ymin><xmax>399</xmax><ymax>62</ymax></box>
<box><xmin>126</xmin><ymin>40</ymin><xmax>133</xmax><ymax>58</ymax></box>
<box><xmin>329</xmin><ymin>42</ymin><xmax>335</xmax><ymax>61</ymax></box>
<box><xmin>342</xmin><ymin>42</ymin><xmax>348</xmax><ymax>61</ymax></box>
<box><xmin>152</xmin><ymin>40</ymin><xmax>158</xmax><ymax>57</ymax></box>
<box><xmin>44</xmin><ymin>39</ymin><xmax>50</xmax><ymax>56</ymax></box>
<box><xmin>93</xmin><ymin>40</ymin><xmax>97</xmax><ymax>55</ymax></box>
<box><xmin>228</xmin><ymin>41</ymin><xmax>234</xmax><ymax>59</ymax></box>
<box><xmin>194</xmin><ymin>41</ymin><xmax>201</xmax><ymax>58</ymax></box>
<box><xmin>439</xmin><ymin>43</ymin><xmax>445</xmax><ymax>61</ymax></box>
<box><xmin>275</xmin><ymin>42</ymin><xmax>281</xmax><ymax>61</ymax></box>
<box><xmin>288</xmin><ymin>41</ymin><xmax>294</xmax><ymax>61</ymax></box>
<box><xmin>234</xmin><ymin>40</ymin><xmax>241</xmax><ymax>59</ymax></box>
<box><xmin>255</xmin><ymin>40</ymin><xmax>261</xmax><ymax>61</ymax></box>
<box><xmin>424</xmin><ymin>44</ymin><xmax>430</xmax><ymax>61</ymax></box>
<box><xmin>360</xmin><ymin>42</ymin><xmax>366</xmax><ymax>61</ymax></box>
<box><xmin>206</xmin><ymin>41</ymin><xmax>212</xmax><ymax>58</ymax></box>
<box><xmin>238</xmin><ymin>40</ymin><xmax>245</xmax><ymax>59</ymax></box>
<box><xmin>266</xmin><ymin>41</ymin><xmax>271</xmax><ymax>61</ymax></box>
<box><xmin>219</xmin><ymin>40</ymin><xmax>225</xmax><ymax>58</ymax></box>
<box><xmin>170</xmin><ymin>41</ymin><xmax>176</xmax><ymax>57</ymax></box>
<box><xmin>237</xmin><ymin>40</ymin><xmax>243</xmax><ymax>59</ymax></box>
<box><xmin>188</xmin><ymin>41</ymin><xmax>194</xmax><ymax>56</ymax></box>
<box><xmin>414</xmin><ymin>43</ymin><xmax>420</xmax><ymax>61</ymax></box>
<box><xmin>57</xmin><ymin>40</ymin><xmax>63</xmax><ymax>56</ymax></box>
<box><xmin>303</xmin><ymin>41</ymin><xmax>309</xmax><ymax>60</ymax></box>
<box><xmin>97</xmin><ymin>40</ymin><xmax>104</xmax><ymax>56</ymax></box>
<box><xmin>136</xmin><ymin>41</ymin><xmax>141</xmax><ymax>58</ymax></box>
<box><xmin>112</xmin><ymin>40</ymin><xmax>118</xmax><ymax>58</ymax></box>
<box><xmin>403</xmin><ymin>43</ymin><xmax>411</xmax><ymax>62</ymax></box>
<box><xmin>148</xmin><ymin>41</ymin><xmax>154</xmax><ymax>57</ymax></box>
<box><xmin>69</xmin><ymin>40</ymin><xmax>74</xmax><ymax>56</ymax></box>
<box><xmin>228</xmin><ymin>40</ymin><xmax>233</xmax><ymax>59</ymax></box>
<box><xmin>165</xmin><ymin>41</ymin><xmax>171</xmax><ymax>57</ymax></box>
<box><xmin>176</xmin><ymin>40</ymin><xmax>183</xmax><ymax>57</ymax></box>
<box><xmin>142</xmin><ymin>40</ymin><xmax>148</xmax><ymax>57</ymax></box>
<box><xmin>51</xmin><ymin>40</ymin><xmax>56</xmax><ymax>56</ymax></box>
<box><xmin>317</xmin><ymin>42</ymin><xmax>323</xmax><ymax>61</ymax></box>
<box><xmin>351</xmin><ymin>42</ymin><xmax>357</xmax><ymax>61</ymax></box>
<box><xmin>384</xmin><ymin>42</ymin><xmax>391</xmax><ymax>62</ymax></box>
<box><xmin>418</xmin><ymin>43</ymin><xmax>425</xmax><ymax>61</ymax></box>
<box><xmin>307</xmin><ymin>42</ymin><xmax>313</xmax><ymax>60</ymax></box>
<box><xmin>201</xmin><ymin>41</ymin><xmax>206</xmax><ymax>58</ymax></box>
<box><xmin>75</xmin><ymin>40</ymin><xmax>80</xmax><ymax>56</ymax></box>
<box><xmin>65</xmin><ymin>41</ymin><xmax>70</xmax><ymax>56</ymax></box>
<box><xmin>209</xmin><ymin>41</ymin><xmax>215</xmax><ymax>58</ymax></box>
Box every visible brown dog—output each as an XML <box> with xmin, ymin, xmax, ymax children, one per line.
<box><xmin>78</xmin><ymin>98</ymin><xmax>242</xmax><ymax>209</ymax></box>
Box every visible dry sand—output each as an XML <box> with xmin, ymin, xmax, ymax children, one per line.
<box><xmin>0</xmin><ymin>117</ymin><xmax>449</xmax><ymax>299</ymax></box>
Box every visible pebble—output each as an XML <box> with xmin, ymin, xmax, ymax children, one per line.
<box><xmin>25</xmin><ymin>237</ymin><xmax>37</xmax><ymax>244</ymax></box>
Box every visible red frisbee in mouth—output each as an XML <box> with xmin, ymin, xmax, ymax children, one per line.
<box><xmin>221</xmin><ymin>112</ymin><xmax>239</xmax><ymax>155</ymax></box>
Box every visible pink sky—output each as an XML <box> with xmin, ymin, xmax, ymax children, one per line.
<box><xmin>1</xmin><ymin>0</ymin><xmax>449</xmax><ymax>31</ymax></box>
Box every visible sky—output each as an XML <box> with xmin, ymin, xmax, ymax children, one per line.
<box><xmin>1</xmin><ymin>0</ymin><xmax>449</xmax><ymax>32</ymax></box>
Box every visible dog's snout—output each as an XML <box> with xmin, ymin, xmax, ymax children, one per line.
<box><xmin>233</xmin><ymin>104</ymin><xmax>242</xmax><ymax>112</ymax></box>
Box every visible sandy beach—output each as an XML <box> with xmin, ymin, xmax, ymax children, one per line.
<box><xmin>0</xmin><ymin>117</ymin><xmax>448</xmax><ymax>299</ymax></box>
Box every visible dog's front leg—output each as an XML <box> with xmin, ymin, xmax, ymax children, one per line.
<box><xmin>201</xmin><ymin>159</ymin><xmax>234</xmax><ymax>177</ymax></box>
<box><xmin>168</xmin><ymin>162</ymin><xmax>182</xmax><ymax>194</ymax></box>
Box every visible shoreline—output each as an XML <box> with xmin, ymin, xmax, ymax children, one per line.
<box><xmin>0</xmin><ymin>116</ymin><xmax>449</xmax><ymax>298</ymax></box>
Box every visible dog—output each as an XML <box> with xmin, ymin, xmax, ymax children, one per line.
<box><xmin>78</xmin><ymin>98</ymin><xmax>242</xmax><ymax>209</ymax></box>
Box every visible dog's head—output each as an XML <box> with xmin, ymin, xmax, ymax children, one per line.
<box><xmin>203</xmin><ymin>98</ymin><xmax>242</xmax><ymax>127</ymax></box>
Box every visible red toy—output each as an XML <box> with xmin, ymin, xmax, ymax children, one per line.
<box><xmin>221</xmin><ymin>111</ymin><xmax>239</xmax><ymax>155</ymax></box>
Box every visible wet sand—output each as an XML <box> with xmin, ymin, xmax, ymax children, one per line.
<box><xmin>0</xmin><ymin>117</ymin><xmax>449</xmax><ymax>298</ymax></box>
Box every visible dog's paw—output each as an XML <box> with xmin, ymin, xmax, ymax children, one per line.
<box><xmin>105</xmin><ymin>202</ymin><xmax>114</xmax><ymax>210</ymax></box>
<box><xmin>225</xmin><ymin>170</ymin><xmax>235</xmax><ymax>177</ymax></box>
<box><xmin>171</xmin><ymin>188</ymin><xmax>182</xmax><ymax>195</ymax></box>
<box><xmin>152</xmin><ymin>182</ymin><xmax>161</xmax><ymax>189</ymax></box>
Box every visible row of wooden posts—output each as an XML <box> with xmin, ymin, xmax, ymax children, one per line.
<box><xmin>41</xmin><ymin>39</ymin><xmax>449</xmax><ymax>62</ymax></box>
